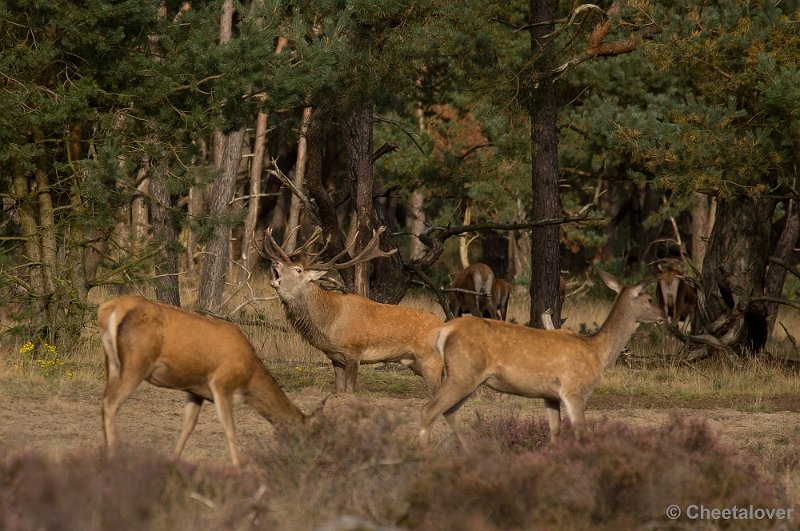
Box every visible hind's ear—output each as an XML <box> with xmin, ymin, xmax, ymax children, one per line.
<box><xmin>595</xmin><ymin>268</ymin><xmax>622</xmax><ymax>294</ymax></box>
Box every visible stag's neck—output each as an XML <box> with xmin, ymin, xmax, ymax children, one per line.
<box><xmin>281</xmin><ymin>283</ymin><xmax>341</xmax><ymax>353</ymax></box>
<box><xmin>245</xmin><ymin>366</ymin><xmax>305</xmax><ymax>425</ymax></box>
<box><xmin>589</xmin><ymin>300</ymin><xmax>640</xmax><ymax>370</ymax></box>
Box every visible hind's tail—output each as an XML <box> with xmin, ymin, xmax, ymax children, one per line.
<box><xmin>98</xmin><ymin>303</ymin><xmax>122</xmax><ymax>381</ymax></box>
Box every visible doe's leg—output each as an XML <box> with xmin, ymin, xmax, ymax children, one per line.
<box><xmin>543</xmin><ymin>398</ymin><xmax>561</xmax><ymax>442</ymax></box>
<box><xmin>174</xmin><ymin>393</ymin><xmax>203</xmax><ymax>458</ymax></box>
<box><xmin>561</xmin><ymin>395</ymin><xmax>587</xmax><ymax>436</ymax></box>
<box><xmin>419</xmin><ymin>373</ymin><xmax>484</xmax><ymax>448</ymax></box>
<box><xmin>101</xmin><ymin>359</ymin><xmax>150</xmax><ymax>458</ymax></box>
<box><xmin>209</xmin><ymin>383</ymin><xmax>240</xmax><ymax>467</ymax></box>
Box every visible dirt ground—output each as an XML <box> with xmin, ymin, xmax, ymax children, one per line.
<box><xmin>3</xmin><ymin>383</ymin><xmax>800</xmax><ymax>474</ymax></box>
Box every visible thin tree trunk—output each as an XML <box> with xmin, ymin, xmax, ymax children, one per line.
<box><xmin>529</xmin><ymin>0</ymin><xmax>562</xmax><ymax>329</ymax></box>
<box><xmin>285</xmin><ymin>104</ymin><xmax>313</xmax><ymax>253</ymax></box>
<box><xmin>406</xmin><ymin>191</ymin><xmax>427</xmax><ymax>260</ymax></box>
<box><xmin>243</xmin><ymin>35</ymin><xmax>288</xmax><ymax>273</ymax></box>
<box><xmin>691</xmin><ymin>193</ymin><xmax>716</xmax><ymax>271</ymax></box>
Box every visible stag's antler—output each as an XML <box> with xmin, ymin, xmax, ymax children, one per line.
<box><xmin>263</xmin><ymin>226</ymin><xmax>326</xmax><ymax>263</ymax></box>
<box><xmin>264</xmin><ymin>225</ymin><xmax>396</xmax><ymax>270</ymax></box>
<box><xmin>307</xmin><ymin>226</ymin><xmax>397</xmax><ymax>271</ymax></box>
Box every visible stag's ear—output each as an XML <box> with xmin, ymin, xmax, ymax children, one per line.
<box><xmin>308</xmin><ymin>270</ymin><xmax>327</xmax><ymax>282</ymax></box>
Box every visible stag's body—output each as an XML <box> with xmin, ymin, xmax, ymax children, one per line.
<box><xmin>99</xmin><ymin>296</ymin><xmax>304</xmax><ymax>466</ymax></box>
<box><xmin>267</xmin><ymin>229</ymin><xmax>444</xmax><ymax>394</ymax></box>
<box><xmin>448</xmin><ymin>263</ymin><xmax>499</xmax><ymax>319</ymax></box>
<box><xmin>420</xmin><ymin>270</ymin><xmax>665</xmax><ymax>446</ymax></box>
<box><xmin>656</xmin><ymin>264</ymin><xmax>697</xmax><ymax>332</ymax></box>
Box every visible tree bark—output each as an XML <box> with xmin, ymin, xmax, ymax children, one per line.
<box><xmin>11</xmin><ymin>159</ymin><xmax>44</xmax><ymax>317</ymax></box>
<box><xmin>691</xmin><ymin>193</ymin><xmax>716</xmax><ymax>271</ymax></box>
<box><xmin>285</xmin><ymin>104</ymin><xmax>313</xmax><ymax>254</ymax></box>
<box><xmin>149</xmin><ymin>158</ymin><xmax>181</xmax><ymax>306</ymax></box>
<box><xmin>406</xmin><ymin>190</ymin><xmax>427</xmax><ymax>260</ymax></box>
<box><xmin>764</xmin><ymin>198</ymin><xmax>800</xmax><ymax>336</ymax></box>
<box><xmin>343</xmin><ymin>105</ymin><xmax>376</xmax><ymax>297</ymax></box>
<box><xmin>700</xmin><ymin>196</ymin><xmax>775</xmax><ymax>353</ymax></box>
<box><xmin>529</xmin><ymin>0</ymin><xmax>562</xmax><ymax>329</ymax></box>
<box><xmin>198</xmin><ymin>129</ymin><xmax>245</xmax><ymax>311</ymax></box>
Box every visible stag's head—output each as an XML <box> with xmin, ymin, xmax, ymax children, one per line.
<box><xmin>264</xmin><ymin>226</ymin><xmax>396</xmax><ymax>301</ymax></box>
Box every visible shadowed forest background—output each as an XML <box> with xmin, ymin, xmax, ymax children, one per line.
<box><xmin>1</xmin><ymin>0</ymin><xmax>799</xmax><ymax>356</ymax></box>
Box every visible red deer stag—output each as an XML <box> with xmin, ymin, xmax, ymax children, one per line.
<box><xmin>656</xmin><ymin>263</ymin><xmax>697</xmax><ymax>333</ymax></box>
<box><xmin>419</xmin><ymin>269</ymin><xmax>665</xmax><ymax>446</ymax></box>
<box><xmin>448</xmin><ymin>263</ymin><xmax>499</xmax><ymax>319</ymax></box>
<box><xmin>265</xmin><ymin>227</ymin><xmax>444</xmax><ymax>394</ymax></box>
<box><xmin>491</xmin><ymin>278</ymin><xmax>512</xmax><ymax>321</ymax></box>
<box><xmin>98</xmin><ymin>296</ymin><xmax>305</xmax><ymax>466</ymax></box>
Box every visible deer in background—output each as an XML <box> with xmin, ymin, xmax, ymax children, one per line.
<box><xmin>491</xmin><ymin>278</ymin><xmax>512</xmax><ymax>321</ymax></box>
<box><xmin>656</xmin><ymin>263</ymin><xmax>697</xmax><ymax>333</ymax></box>
<box><xmin>265</xmin><ymin>227</ymin><xmax>444</xmax><ymax>394</ymax></box>
<box><xmin>448</xmin><ymin>263</ymin><xmax>499</xmax><ymax>319</ymax></box>
<box><xmin>419</xmin><ymin>269</ymin><xmax>666</xmax><ymax>446</ymax></box>
<box><xmin>98</xmin><ymin>296</ymin><xmax>305</xmax><ymax>467</ymax></box>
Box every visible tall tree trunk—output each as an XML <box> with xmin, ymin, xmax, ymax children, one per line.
<box><xmin>11</xmin><ymin>159</ymin><xmax>45</xmax><ymax>320</ymax></box>
<box><xmin>700</xmin><ymin>197</ymin><xmax>775</xmax><ymax>353</ymax></box>
<box><xmin>149</xmin><ymin>157</ymin><xmax>181</xmax><ymax>306</ymax></box>
<box><xmin>241</xmin><ymin>36</ymin><xmax>288</xmax><ymax>276</ymax></box>
<box><xmin>198</xmin><ymin>129</ymin><xmax>246</xmax><ymax>312</ymax></box>
<box><xmin>343</xmin><ymin>105</ymin><xmax>375</xmax><ymax>297</ymax></box>
<box><xmin>198</xmin><ymin>0</ymin><xmax>242</xmax><ymax>312</ymax></box>
<box><xmin>529</xmin><ymin>0</ymin><xmax>562</xmax><ymax>329</ymax></box>
<box><xmin>285</xmin><ymin>104</ymin><xmax>313</xmax><ymax>254</ymax></box>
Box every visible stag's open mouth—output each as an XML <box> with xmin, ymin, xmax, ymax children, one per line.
<box><xmin>270</xmin><ymin>263</ymin><xmax>281</xmax><ymax>288</ymax></box>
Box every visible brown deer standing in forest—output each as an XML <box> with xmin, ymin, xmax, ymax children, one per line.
<box><xmin>265</xmin><ymin>227</ymin><xmax>444</xmax><ymax>394</ymax></box>
<box><xmin>448</xmin><ymin>263</ymin><xmax>499</xmax><ymax>319</ymax></box>
<box><xmin>491</xmin><ymin>278</ymin><xmax>512</xmax><ymax>321</ymax></box>
<box><xmin>419</xmin><ymin>269</ymin><xmax>666</xmax><ymax>446</ymax></box>
<box><xmin>98</xmin><ymin>296</ymin><xmax>305</xmax><ymax>466</ymax></box>
<box><xmin>656</xmin><ymin>263</ymin><xmax>697</xmax><ymax>333</ymax></box>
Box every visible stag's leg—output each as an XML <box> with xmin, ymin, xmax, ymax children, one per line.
<box><xmin>174</xmin><ymin>393</ymin><xmax>203</xmax><ymax>458</ymax></box>
<box><xmin>209</xmin><ymin>383</ymin><xmax>240</xmax><ymax>467</ymax></box>
<box><xmin>101</xmin><ymin>358</ymin><xmax>150</xmax><ymax>458</ymax></box>
<box><xmin>344</xmin><ymin>359</ymin><xmax>360</xmax><ymax>393</ymax></box>
<box><xmin>543</xmin><ymin>398</ymin><xmax>561</xmax><ymax>442</ymax></box>
<box><xmin>332</xmin><ymin>360</ymin><xmax>347</xmax><ymax>393</ymax></box>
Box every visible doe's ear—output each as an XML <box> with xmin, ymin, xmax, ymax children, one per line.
<box><xmin>595</xmin><ymin>268</ymin><xmax>622</xmax><ymax>294</ymax></box>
